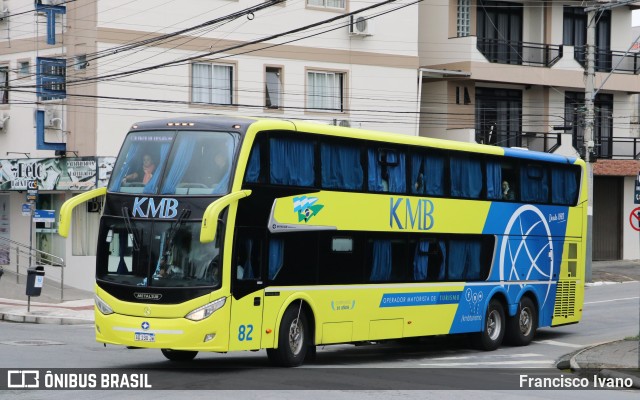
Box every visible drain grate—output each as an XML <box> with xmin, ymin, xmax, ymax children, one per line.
<box><xmin>0</xmin><ymin>340</ymin><xmax>65</xmax><ymax>346</ymax></box>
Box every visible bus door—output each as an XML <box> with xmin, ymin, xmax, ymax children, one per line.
<box><xmin>228</xmin><ymin>229</ymin><xmax>265</xmax><ymax>351</ymax></box>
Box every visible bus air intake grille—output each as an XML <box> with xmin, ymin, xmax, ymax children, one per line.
<box><xmin>553</xmin><ymin>280</ymin><xmax>576</xmax><ymax>318</ymax></box>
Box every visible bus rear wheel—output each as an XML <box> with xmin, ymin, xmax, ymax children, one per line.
<box><xmin>267</xmin><ymin>305</ymin><xmax>309</xmax><ymax>367</ymax></box>
<box><xmin>161</xmin><ymin>349</ymin><xmax>198</xmax><ymax>361</ymax></box>
<box><xmin>472</xmin><ymin>299</ymin><xmax>505</xmax><ymax>351</ymax></box>
<box><xmin>506</xmin><ymin>296</ymin><xmax>537</xmax><ymax>346</ymax></box>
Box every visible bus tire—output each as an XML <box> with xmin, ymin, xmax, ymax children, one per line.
<box><xmin>161</xmin><ymin>349</ymin><xmax>198</xmax><ymax>362</ymax></box>
<box><xmin>472</xmin><ymin>299</ymin><xmax>505</xmax><ymax>351</ymax></box>
<box><xmin>267</xmin><ymin>305</ymin><xmax>309</xmax><ymax>367</ymax></box>
<box><xmin>506</xmin><ymin>296</ymin><xmax>537</xmax><ymax>346</ymax></box>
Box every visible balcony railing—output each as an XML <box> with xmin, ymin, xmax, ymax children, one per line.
<box><xmin>575</xmin><ymin>47</ymin><xmax>640</xmax><ymax>74</ymax></box>
<box><xmin>575</xmin><ymin>136</ymin><xmax>640</xmax><ymax>159</ymax></box>
<box><xmin>476</xmin><ymin>38</ymin><xmax>563</xmax><ymax>67</ymax></box>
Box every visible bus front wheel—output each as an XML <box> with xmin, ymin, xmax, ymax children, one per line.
<box><xmin>472</xmin><ymin>299</ymin><xmax>505</xmax><ymax>351</ymax></box>
<box><xmin>267</xmin><ymin>305</ymin><xmax>309</xmax><ymax>367</ymax></box>
<box><xmin>506</xmin><ymin>296</ymin><xmax>537</xmax><ymax>346</ymax></box>
<box><xmin>161</xmin><ymin>349</ymin><xmax>198</xmax><ymax>362</ymax></box>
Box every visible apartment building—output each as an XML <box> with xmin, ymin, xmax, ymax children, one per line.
<box><xmin>418</xmin><ymin>0</ymin><xmax>640</xmax><ymax>261</ymax></box>
<box><xmin>0</xmin><ymin>0</ymin><xmax>423</xmax><ymax>290</ymax></box>
<box><xmin>0</xmin><ymin>1</ymin><xmax>637</xmax><ymax>291</ymax></box>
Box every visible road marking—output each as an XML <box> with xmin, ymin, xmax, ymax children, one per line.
<box><xmin>419</xmin><ymin>360</ymin><xmax>555</xmax><ymax>367</ymax></box>
<box><xmin>533</xmin><ymin>340</ymin><xmax>583</xmax><ymax>348</ymax></box>
<box><xmin>431</xmin><ymin>353</ymin><xmax>542</xmax><ymax>360</ymax></box>
<box><xmin>584</xmin><ymin>296</ymin><xmax>639</xmax><ymax>305</ymax></box>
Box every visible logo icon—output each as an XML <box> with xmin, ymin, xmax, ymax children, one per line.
<box><xmin>144</xmin><ymin>307</ymin><xmax>152</xmax><ymax>316</ymax></box>
<box><xmin>465</xmin><ymin>288</ymin><xmax>484</xmax><ymax>314</ymax></box>
<box><xmin>141</xmin><ymin>321</ymin><xmax>150</xmax><ymax>330</ymax></box>
<box><xmin>134</xmin><ymin>292</ymin><xmax>162</xmax><ymax>301</ymax></box>
<box><xmin>7</xmin><ymin>370</ymin><xmax>40</xmax><ymax>388</ymax></box>
<box><xmin>293</xmin><ymin>196</ymin><xmax>324</xmax><ymax>223</ymax></box>
<box><xmin>499</xmin><ymin>205</ymin><xmax>554</xmax><ymax>306</ymax></box>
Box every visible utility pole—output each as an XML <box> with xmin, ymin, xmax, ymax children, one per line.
<box><xmin>584</xmin><ymin>8</ymin><xmax>596</xmax><ymax>282</ymax></box>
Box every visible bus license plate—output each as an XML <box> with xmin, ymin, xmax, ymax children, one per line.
<box><xmin>134</xmin><ymin>332</ymin><xmax>155</xmax><ymax>342</ymax></box>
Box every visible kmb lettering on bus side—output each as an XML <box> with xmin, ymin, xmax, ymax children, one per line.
<box><xmin>389</xmin><ymin>197</ymin><xmax>434</xmax><ymax>230</ymax></box>
<box><xmin>132</xmin><ymin>197</ymin><xmax>179</xmax><ymax>218</ymax></box>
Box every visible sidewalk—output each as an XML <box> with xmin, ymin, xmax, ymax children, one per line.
<box><xmin>0</xmin><ymin>269</ymin><xmax>94</xmax><ymax>325</ymax></box>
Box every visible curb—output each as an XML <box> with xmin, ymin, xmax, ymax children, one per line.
<box><xmin>567</xmin><ymin>342</ymin><xmax>640</xmax><ymax>389</ymax></box>
<box><xmin>0</xmin><ymin>312</ymin><xmax>93</xmax><ymax>325</ymax></box>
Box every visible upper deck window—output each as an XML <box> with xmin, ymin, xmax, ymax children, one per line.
<box><xmin>109</xmin><ymin>130</ymin><xmax>239</xmax><ymax>195</ymax></box>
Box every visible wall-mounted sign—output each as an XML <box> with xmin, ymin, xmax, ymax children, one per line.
<box><xmin>0</xmin><ymin>156</ymin><xmax>115</xmax><ymax>191</ymax></box>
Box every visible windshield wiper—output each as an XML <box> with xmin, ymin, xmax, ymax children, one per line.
<box><xmin>121</xmin><ymin>206</ymin><xmax>140</xmax><ymax>251</ymax></box>
<box><xmin>165</xmin><ymin>208</ymin><xmax>191</xmax><ymax>255</ymax></box>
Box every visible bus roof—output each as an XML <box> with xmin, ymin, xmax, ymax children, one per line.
<box><xmin>129</xmin><ymin>116</ymin><xmax>581</xmax><ymax>167</ymax></box>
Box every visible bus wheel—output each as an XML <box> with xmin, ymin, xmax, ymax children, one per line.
<box><xmin>506</xmin><ymin>297</ymin><xmax>537</xmax><ymax>346</ymax></box>
<box><xmin>267</xmin><ymin>306</ymin><xmax>309</xmax><ymax>367</ymax></box>
<box><xmin>472</xmin><ymin>299</ymin><xmax>505</xmax><ymax>351</ymax></box>
<box><xmin>161</xmin><ymin>349</ymin><xmax>198</xmax><ymax>362</ymax></box>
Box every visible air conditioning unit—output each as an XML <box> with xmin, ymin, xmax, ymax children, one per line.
<box><xmin>40</xmin><ymin>0</ymin><xmax>65</xmax><ymax>5</ymax></box>
<box><xmin>0</xmin><ymin>113</ymin><xmax>8</xmax><ymax>131</ymax></box>
<box><xmin>334</xmin><ymin>119</ymin><xmax>351</xmax><ymax>128</ymax></box>
<box><xmin>349</xmin><ymin>15</ymin><xmax>372</xmax><ymax>37</ymax></box>
<box><xmin>44</xmin><ymin>108</ymin><xmax>62</xmax><ymax>129</ymax></box>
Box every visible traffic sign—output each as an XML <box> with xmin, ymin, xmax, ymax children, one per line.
<box><xmin>33</xmin><ymin>210</ymin><xmax>55</xmax><ymax>223</ymax></box>
<box><xmin>21</xmin><ymin>203</ymin><xmax>32</xmax><ymax>217</ymax></box>
<box><xmin>635</xmin><ymin>172</ymin><xmax>640</xmax><ymax>204</ymax></box>
<box><xmin>629</xmin><ymin>207</ymin><xmax>640</xmax><ymax>232</ymax></box>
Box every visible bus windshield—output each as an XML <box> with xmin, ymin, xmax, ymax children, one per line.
<box><xmin>96</xmin><ymin>218</ymin><xmax>221</xmax><ymax>288</ymax></box>
<box><xmin>108</xmin><ymin>130</ymin><xmax>239</xmax><ymax>195</ymax></box>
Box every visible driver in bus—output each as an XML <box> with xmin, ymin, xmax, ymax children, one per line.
<box><xmin>122</xmin><ymin>154</ymin><xmax>156</xmax><ymax>184</ymax></box>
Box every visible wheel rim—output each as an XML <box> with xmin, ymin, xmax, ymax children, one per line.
<box><xmin>519</xmin><ymin>306</ymin><xmax>532</xmax><ymax>336</ymax></box>
<box><xmin>487</xmin><ymin>310</ymin><xmax>501</xmax><ymax>341</ymax></box>
<box><xmin>288</xmin><ymin>318</ymin><xmax>304</xmax><ymax>355</ymax></box>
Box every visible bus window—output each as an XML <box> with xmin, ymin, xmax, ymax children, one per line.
<box><xmin>269</xmin><ymin>137</ymin><xmax>315</xmax><ymax>187</ymax></box>
<box><xmin>367</xmin><ymin>238</ymin><xmax>407</xmax><ymax>282</ymax></box>
<box><xmin>320</xmin><ymin>143</ymin><xmax>363</xmax><ymax>190</ymax></box>
<box><xmin>551</xmin><ymin>166</ymin><xmax>579</xmax><ymax>205</ymax></box>
<box><xmin>268</xmin><ymin>233</ymin><xmax>318</xmax><ymax>285</ymax></box>
<box><xmin>319</xmin><ymin>235</ymin><xmax>364</xmax><ymax>284</ymax></box>
<box><xmin>245</xmin><ymin>145</ymin><xmax>261</xmax><ymax>183</ymax></box>
<box><xmin>161</xmin><ymin>131</ymin><xmax>239</xmax><ymax>195</ymax></box>
<box><xmin>367</xmin><ymin>148</ymin><xmax>406</xmax><ymax>193</ymax></box>
<box><xmin>149</xmin><ymin>221</ymin><xmax>220</xmax><ymax>287</ymax></box>
<box><xmin>97</xmin><ymin>220</ymin><xmax>150</xmax><ymax>286</ymax></box>
<box><xmin>235</xmin><ymin>233</ymin><xmax>262</xmax><ymax>281</ymax></box>
<box><xmin>410</xmin><ymin>152</ymin><xmax>445</xmax><ymax>196</ymax></box>
<box><xmin>520</xmin><ymin>163</ymin><xmax>549</xmax><ymax>203</ymax></box>
<box><xmin>109</xmin><ymin>132</ymin><xmax>174</xmax><ymax>194</ymax></box>
<box><xmin>486</xmin><ymin>158</ymin><xmax>517</xmax><ymax>201</ymax></box>
<box><xmin>412</xmin><ymin>239</ymin><xmax>446</xmax><ymax>282</ymax></box>
<box><xmin>445</xmin><ymin>236</ymin><xmax>493</xmax><ymax>281</ymax></box>
<box><xmin>450</xmin><ymin>154</ymin><xmax>482</xmax><ymax>199</ymax></box>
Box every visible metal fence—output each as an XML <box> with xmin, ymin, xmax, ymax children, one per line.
<box><xmin>476</xmin><ymin>38</ymin><xmax>563</xmax><ymax>67</ymax></box>
<box><xmin>0</xmin><ymin>236</ymin><xmax>66</xmax><ymax>302</ymax></box>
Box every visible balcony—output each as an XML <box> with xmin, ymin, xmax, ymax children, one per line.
<box><xmin>575</xmin><ymin>47</ymin><xmax>640</xmax><ymax>74</ymax></box>
<box><xmin>476</xmin><ymin>38</ymin><xmax>563</xmax><ymax>67</ymax></box>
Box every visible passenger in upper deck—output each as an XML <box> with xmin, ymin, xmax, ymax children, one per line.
<box><xmin>122</xmin><ymin>154</ymin><xmax>156</xmax><ymax>185</ymax></box>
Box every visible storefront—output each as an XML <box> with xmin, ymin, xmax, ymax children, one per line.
<box><xmin>0</xmin><ymin>156</ymin><xmax>115</xmax><ymax>290</ymax></box>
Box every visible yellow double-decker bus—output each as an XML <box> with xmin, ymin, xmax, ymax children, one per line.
<box><xmin>60</xmin><ymin>116</ymin><xmax>586</xmax><ymax>366</ymax></box>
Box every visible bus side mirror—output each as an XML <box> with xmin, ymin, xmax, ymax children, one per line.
<box><xmin>200</xmin><ymin>190</ymin><xmax>252</xmax><ymax>243</ymax></box>
<box><xmin>59</xmin><ymin>187</ymin><xmax>107</xmax><ymax>238</ymax></box>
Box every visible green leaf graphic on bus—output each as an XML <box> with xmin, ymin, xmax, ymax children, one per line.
<box><xmin>293</xmin><ymin>196</ymin><xmax>324</xmax><ymax>223</ymax></box>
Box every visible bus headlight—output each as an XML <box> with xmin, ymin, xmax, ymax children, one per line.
<box><xmin>95</xmin><ymin>295</ymin><xmax>114</xmax><ymax>315</ymax></box>
<box><xmin>185</xmin><ymin>297</ymin><xmax>226</xmax><ymax>321</ymax></box>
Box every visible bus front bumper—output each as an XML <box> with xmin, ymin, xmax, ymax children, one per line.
<box><xmin>94</xmin><ymin>310</ymin><xmax>229</xmax><ymax>352</ymax></box>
